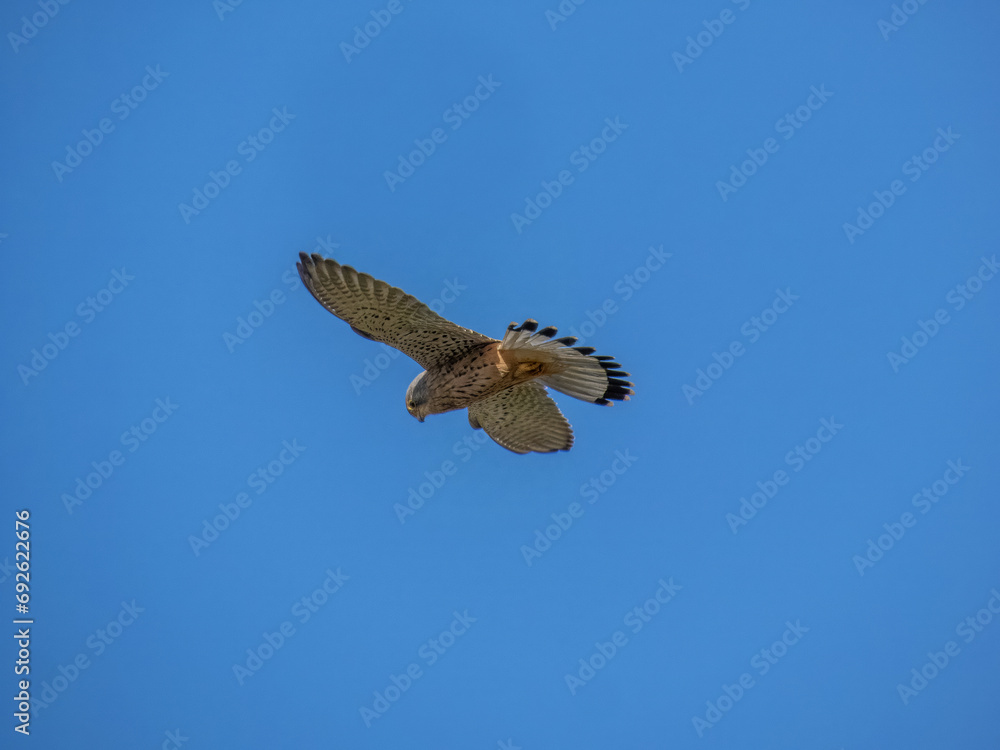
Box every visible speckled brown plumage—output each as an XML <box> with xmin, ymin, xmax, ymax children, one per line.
<box><xmin>297</xmin><ymin>253</ymin><xmax>493</xmax><ymax>369</ymax></box>
<box><xmin>297</xmin><ymin>254</ymin><xmax>633</xmax><ymax>454</ymax></box>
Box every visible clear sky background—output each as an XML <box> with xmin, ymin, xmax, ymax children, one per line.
<box><xmin>2</xmin><ymin>1</ymin><xmax>998</xmax><ymax>748</ymax></box>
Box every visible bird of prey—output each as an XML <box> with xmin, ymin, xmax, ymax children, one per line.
<box><xmin>296</xmin><ymin>254</ymin><xmax>633</xmax><ymax>454</ymax></box>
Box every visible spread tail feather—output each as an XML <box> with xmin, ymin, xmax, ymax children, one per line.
<box><xmin>498</xmin><ymin>319</ymin><xmax>634</xmax><ymax>405</ymax></box>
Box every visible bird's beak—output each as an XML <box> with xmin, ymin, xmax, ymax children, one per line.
<box><xmin>418</xmin><ymin>415</ymin><xmax>425</xmax><ymax>423</ymax></box>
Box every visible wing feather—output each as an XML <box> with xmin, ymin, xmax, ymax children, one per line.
<box><xmin>467</xmin><ymin>382</ymin><xmax>574</xmax><ymax>454</ymax></box>
<box><xmin>297</xmin><ymin>254</ymin><xmax>494</xmax><ymax>370</ymax></box>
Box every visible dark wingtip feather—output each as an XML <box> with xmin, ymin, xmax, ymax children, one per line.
<box><xmin>602</xmin><ymin>386</ymin><xmax>633</xmax><ymax>401</ymax></box>
<box><xmin>556</xmin><ymin>336</ymin><xmax>578</xmax><ymax>346</ymax></box>
<box><xmin>574</xmin><ymin>346</ymin><xmax>596</xmax><ymax>355</ymax></box>
<box><xmin>537</xmin><ymin>326</ymin><xmax>558</xmax><ymax>338</ymax></box>
<box><xmin>518</xmin><ymin>319</ymin><xmax>538</xmax><ymax>332</ymax></box>
<box><xmin>296</xmin><ymin>254</ymin><xmax>314</xmax><ymax>285</ymax></box>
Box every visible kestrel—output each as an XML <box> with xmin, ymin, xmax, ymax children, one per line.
<box><xmin>296</xmin><ymin>254</ymin><xmax>633</xmax><ymax>454</ymax></box>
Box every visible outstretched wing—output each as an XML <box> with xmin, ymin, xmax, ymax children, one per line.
<box><xmin>467</xmin><ymin>382</ymin><xmax>574</xmax><ymax>454</ymax></box>
<box><xmin>297</xmin><ymin>254</ymin><xmax>495</xmax><ymax>370</ymax></box>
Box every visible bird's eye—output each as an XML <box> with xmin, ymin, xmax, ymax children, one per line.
<box><xmin>408</xmin><ymin>400</ymin><xmax>416</xmax><ymax>409</ymax></box>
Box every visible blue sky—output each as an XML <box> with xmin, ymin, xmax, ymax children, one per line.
<box><xmin>2</xmin><ymin>1</ymin><xmax>999</xmax><ymax>748</ymax></box>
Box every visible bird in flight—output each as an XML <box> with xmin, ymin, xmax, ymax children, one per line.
<box><xmin>297</xmin><ymin>254</ymin><xmax>633</xmax><ymax>454</ymax></box>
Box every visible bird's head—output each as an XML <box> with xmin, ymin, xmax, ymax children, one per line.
<box><xmin>405</xmin><ymin>372</ymin><xmax>431</xmax><ymax>422</ymax></box>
